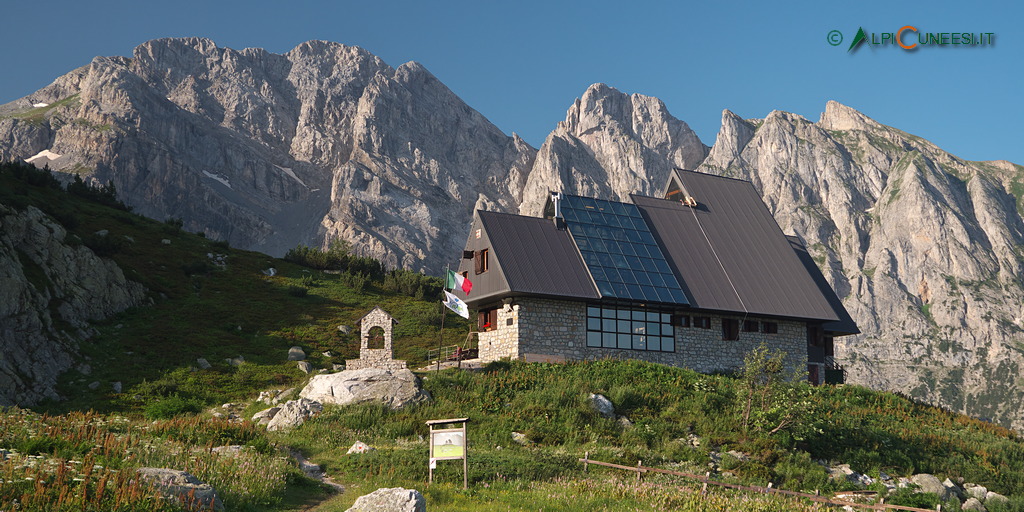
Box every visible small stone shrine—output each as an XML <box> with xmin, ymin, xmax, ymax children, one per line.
<box><xmin>346</xmin><ymin>307</ymin><xmax>407</xmax><ymax>370</ymax></box>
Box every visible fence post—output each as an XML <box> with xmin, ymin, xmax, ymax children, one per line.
<box><xmin>584</xmin><ymin>451</ymin><xmax>589</xmax><ymax>472</ymax></box>
<box><xmin>701</xmin><ymin>472</ymin><xmax>710</xmax><ymax>495</ymax></box>
<box><xmin>637</xmin><ymin>460</ymin><xmax>642</xmax><ymax>482</ymax></box>
<box><xmin>766</xmin><ymin>482</ymin><xmax>773</xmax><ymax>494</ymax></box>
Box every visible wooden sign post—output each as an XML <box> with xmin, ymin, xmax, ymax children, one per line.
<box><xmin>426</xmin><ymin>417</ymin><xmax>469</xmax><ymax>489</ymax></box>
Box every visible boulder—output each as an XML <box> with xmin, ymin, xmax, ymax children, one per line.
<box><xmin>288</xmin><ymin>346</ymin><xmax>306</xmax><ymax>361</ymax></box>
<box><xmin>911</xmin><ymin>474</ymin><xmax>951</xmax><ymax>500</ymax></box>
<box><xmin>274</xmin><ymin>388</ymin><xmax>295</xmax><ymax>404</ymax></box>
<box><xmin>828</xmin><ymin>464</ymin><xmax>874</xmax><ymax>487</ymax></box>
<box><xmin>986</xmin><ymin>491</ymin><xmax>1009</xmax><ymax>504</ymax></box>
<box><xmin>511</xmin><ymin>432</ymin><xmax>530</xmax><ymax>445</ymax></box>
<box><xmin>211</xmin><ymin>445</ymin><xmax>245</xmax><ymax>456</ymax></box>
<box><xmin>965</xmin><ymin>484</ymin><xmax>988</xmax><ymax>501</ymax></box>
<box><xmin>297</xmin><ymin>361</ymin><xmax>313</xmax><ymax>374</ymax></box>
<box><xmin>589</xmin><ymin>393</ymin><xmax>615</xmax><ymax>418</ymax></box>
<box><xmin>137</xmin><ymin>468</ymin><xmax>224</xmax><ymax>511</ymax></box>
<box><xmin>266</xmin><ymin>399</ymin><xmax>322</xmax><ymax>431</ymax></box>
<box><xmin>251</xmin><ymin>407</ymin><xmax>280</xmax><ymax>425</ymax></box>
<box><xmin>161</xmin><ymin>239</ymin><xmax>171</xmax><ymax>245</ymax></box>
<box><xmin>299</xmin><ymin>368</ymin><xmax>429</xmax><ymax>409</ymax></box>
<box><xmin>345</xmin><ymin>487</ymin><xmax>425</xmax><ymax>512</ymax></box>
<box><xmin>348</xmin><ymin>441</ymin><xmax>375</xmax><ymax>454</ymax></box>
<box><xmin>943</xmin><ymin>478</ymin><xmax>964</xmax><ymax>500</ymax></box>
<box><xmin>962</xmin><ymin>498</ymin><xmax>986</xmax><ymax>511</ymax></box>
<box><xmin>196</xmin><ymin>358</ymin><xmax>211</xmax><ymax>370</ymax></box>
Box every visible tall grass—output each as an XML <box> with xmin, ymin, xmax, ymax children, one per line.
<box><xmin>0</xmin><ymin>408</ymin><xmax>305</xmax><ymax>511</ymax></box>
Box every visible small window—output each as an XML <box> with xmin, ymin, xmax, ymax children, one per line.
<box><xmin>474</xmin><ymin>249</ymin><xmax>490</xmax><ymax>274</ymax></box>
<box><xmin>722</xmin><ymin>319</ymin><xmax>739</xmax><ymax>341</ymax></box>
<box><xmin>478</xmin><ymin>308</ymin><xmax>498</xmax><ymax>331</ymax></box>
<box><xmin>762</xmin><ymin>321</ymin><xmax>778</xmax><ymax>334</ymax></box>
<box><xmin>462</xmin><ymin>250</ymin><xmax>474</xmax><ymax>259</ymax></box>
<box><xmin>743</xmin><ymin>320</ymin><xmax>759</xmax><ymax>332</ymax></box>
<box><xmin>672</xmin><ymin>314</ymin><xmax>690</xmax><ymax>328</ymax></box>
<box><xmin>694</xmin><ymin>316</ymin><xmax>711</xmax><ymax>329</ymax></box>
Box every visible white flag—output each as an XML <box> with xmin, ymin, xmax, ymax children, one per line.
<box><xmin>442</xmin><ymin>290</ymin><xmax>469</xmax><ymax>319</ymax></box>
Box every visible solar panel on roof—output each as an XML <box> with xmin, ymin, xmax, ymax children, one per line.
<box><xmin>560</xmin><ymin>195</ymin><xmax>689</xmax><ymax>306</ymax></box>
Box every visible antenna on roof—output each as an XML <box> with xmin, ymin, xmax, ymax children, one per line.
<box><xmin>551</xmin><ymin>191</ymin><xmax>565</xmax><ymax>229</ymax></box>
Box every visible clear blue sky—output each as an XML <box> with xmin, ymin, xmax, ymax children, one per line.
<box><xmin>2</xmin><ymin>0</ymin><xmax>1020</xmax><ymax>163</ymax></box>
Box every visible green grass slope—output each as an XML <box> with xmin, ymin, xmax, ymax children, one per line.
<box><xmin>0</xmin><ymin>161</ymin><xmax>470</xmax><ymax>415</ymax></box>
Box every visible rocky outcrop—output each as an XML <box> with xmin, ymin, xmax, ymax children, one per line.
<box><xmin>265</xmin><ymin>398</ymin><xmax>323</xmax><ymax>431</ymax></box>
<box><xmin>299</xmin><ymin>367</ymin><xmax>428</xmax><ymax>409</ymax></box>
<box><xmin>345</xmin><ymin>487</ymin><xmax>426</xmax><ymax>512</ymax></box>
<box><xmin>0</xmin><ymin>205</ymin><xmax>145</xmax><ymax>406</ymax></box>
<box><xmin>0</xmin><ymin>38</ymin><xmax>535</xmax><ymax>272</ymax></box>
<box><xmin>136</xmin><ymin>467</ymin><xmax>224</xmax><ymax>511</ymax></box>
<box><xmin>518</xmin><ymin>83</ymin><xmax>707</xmax><ymax>216</ymax></box>
<box><xmin>698</xmin><ymin>101</ymin><xmax>1024</xmax><ymax>429</ymax></box>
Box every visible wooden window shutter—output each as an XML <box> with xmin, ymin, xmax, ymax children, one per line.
<box><xmin>474</xmin><ymin>250</ymin><xmax>483</xmax><ymax>274</ymax></box>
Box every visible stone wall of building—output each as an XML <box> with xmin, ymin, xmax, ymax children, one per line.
<box><xmin>477</xmin><ymin>298</ymin><xmax>808</xmax><ymax>376</ymax></box>
<box><xmin>478</xmin><ymin>303</ymin><xmax>521</xmax><ymax>361</ymax></box>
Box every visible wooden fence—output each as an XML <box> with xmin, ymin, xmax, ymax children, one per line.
<box><xmin>579</xmin><ymin>453</ymin><xmax>944</xmax><ymax>512</ymax></box>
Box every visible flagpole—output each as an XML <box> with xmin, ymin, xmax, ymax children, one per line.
<box><xmin>437</xmin><ymin>263</ymin><xmax>449</xmax><ymax>373</ymax></box>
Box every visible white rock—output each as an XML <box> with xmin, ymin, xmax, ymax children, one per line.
<box><xmin>196</xmin><ymin>358</ymin><xmax>211</xmax><ymax>370</ymax></box>
<box><xmin>962</xmin><ymin>497</ymin><xmax>986</xmax><ymax>511</ymax></box>
<box><xmin>288</xmin><ymin>346</ymin><xmax>306</xmax><ymax>361</ymax></box>
<box><xmin>589</xmin><ymin>393</ymin><xmax>615</xmax><ymax>418</ymax></box>
<box><xmin>965</xmin><ymin>484</ymin><xmax>988</xmax><ymax>501</ymax></box>
<box><xmin>251</xmin><ymin>407</ymin><xmax>280</xmax><ymax>426</ymax></box>
<box><xmin>986</xmin><ymin>491</ymin><xmax>1009</xmax><ymax>504</ymax></box>
<box><xmin>345</xmin><ymin>487</ymin><xmax>425</xmax><ymax>512</ymax></box>
<box><xmin>137</xmin><ymin>467</ymin><xmax>224</xmax><ymax>511</ymax></box>
<box><xmin>347</xmin><ymin>441</ymin><xmax>375</xmax><ymax>454</ymax></box>
<box><xmin>297</xmin><ymin>361</ymin><xmax>313</xmax><ymax>374</ymax></box>
<box><xmin>300</xmin><ymin>368</ymin><xmax>429</xmax><ymax>410</ymax></box>
<box><xmin>161</xmin><ymin>239</ymin><xmax>171</xmax><ymax>245</ymax></box>
<box><xmin>911</xmin><ymin>474</ymin><xmax>951</xmax><ymax>500</ymax></box>
<box><xmin>266</xmin><ymin>398</ymin><xmax>322</xmax><ymax>431</ymax></box>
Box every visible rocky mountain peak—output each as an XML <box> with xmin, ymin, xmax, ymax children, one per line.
<box><xmin>518</xmin><ymin>83</ymin><xmax>708</xmax><ymax>215</ymax></box>
<box><xmin>703</xmin><ymin>109</ymin><xmax>755</xmax><ymax>168</ymax></box>
<box><xmin>818</xmin><ymin>100</ymin><xmax>878</xmax><ymax>131</ymax></box>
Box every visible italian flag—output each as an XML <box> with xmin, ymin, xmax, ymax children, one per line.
<box><xmin>446</xmin><ymin>269</ymin><xmax>473</xmax><ymax>295</ymax></box>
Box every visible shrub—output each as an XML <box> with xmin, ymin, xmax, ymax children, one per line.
<box><xmin>82</xmin><ymin>232</ymin><xmax>126</xmax><ymax>257</ymax></box>
<box><xmin>287</xmin><ymin>285</ymin><xmax>308</xmax><ymax>297</ymax></box>
<box><xmin>143</xmin><ymin>394</ymin><xmax>204</xmax><ymax>419</ymax></box>
<box><xmin>181</xmin><ymin>260</ymin><xmax>213</xmax><ymax>276</ymax></box>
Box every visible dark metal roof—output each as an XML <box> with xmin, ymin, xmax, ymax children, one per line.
<box><xmin>786</xmin><ymin>236</ymin><xmax>861</xmax><ymax>335</ymax></box>
<box><xmin>632</xmin><ymin>170</ymin><xmax>841</xmax><ymax>322</ymax></box>
<box><xmin>476</xmin><ymin>210</ymin><xmax>599</xmax><ymax>300</ymax></box>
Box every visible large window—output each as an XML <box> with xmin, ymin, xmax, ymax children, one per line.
<box><xmin>586</xmin><ymin>305</ymin><xmax>675</xmax><ymax>352</ymax></box>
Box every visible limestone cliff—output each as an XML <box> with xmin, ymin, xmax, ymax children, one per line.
<box><xmin>699</xmin><ymin>101</ymin><xmax>1024</xmax><ymax>428</ymax></box>
<box><xmin>0</xmin><ymin>205</ymin><xmax>145</xmax><ymax>405</ymax></box>
<box><xmin>0</xmin><ymin>38</ymin><xmax>535</xmax><ymax>271</ymax></box>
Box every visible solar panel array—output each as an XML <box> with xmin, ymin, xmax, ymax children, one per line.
<box><xmin>560</xmin><ymin>195</ymin><xmax>689</xmax><ymax>305</ymax></box>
